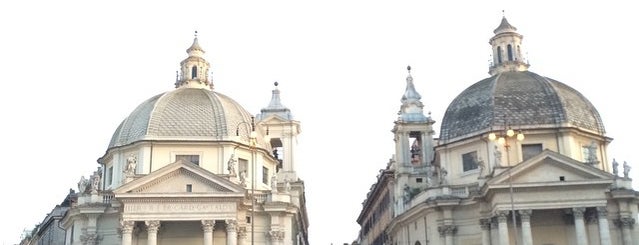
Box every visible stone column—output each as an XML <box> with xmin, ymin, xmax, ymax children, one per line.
<box><xmin>618</xmin><ymin>217</ymin><xmax>635</xmax><ymax>245</ymax></box>
<box><xmin>479</xmin><ymin>218</ymin><xmax>492</xmax><ymax>245</ymax></box>
<box><xmin>237</xmin><ymin>226</ymin><xmax>247</xmax><ymax>245</ymax></box>
<box><xmin>518</xmin><ymin>210</ymin><xmax>533</xmax><ymax>245</ymax></box>
<box><xmin>120</xmin><ymin>220</ymin><xmax>135</xmax><ymax>245</ymax></box>
<box><xmin>437</xmin><ymin>225</ymin><xmax>456</xmax><ymax>245</ymax></box>
<box><xmin>596</xmin><ymin>207</ymin><xmax>612</xmax><ymax>245</ymax></box>
<box><xmin>496</xmin><ymin>211</ymin><xmax>509</xmax><ymax>245</ymax></box>
<box><xmin>226</xmin><ymin>220</ymin><xmax>238</xmax><ymax>245</ymax></box>
<box><xmin>145</xmin><ymin>220</ymin><xmax>161</xmax><ymax>245</ymax></box>
<box><xmin>202</xmin><ymin>220</ymin><xmax>215</xmax><ymax>245</ymax></box>
<box><xmin>573</xmin><ymin>208</ymin><xmax>589</xmax><ymax>245</ymax></box>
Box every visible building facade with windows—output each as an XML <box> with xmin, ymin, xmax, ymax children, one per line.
<box><xmin>357</xmin><ymin>17</ymin><xmax>638</xmax><ymax>245</ymax></box>
<box><xmin>37</xmin><ymin>36</ymin><xmax>309</xmax><ymax>245</ymax></box>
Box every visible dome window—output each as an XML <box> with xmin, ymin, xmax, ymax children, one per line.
<box><xmin>191</xmin><ymin>66</ymin><xmax>198</xmax><ymax>79</ymax></box>
<box><xmin>497</xmin><ymin>46</ymin><xmax>503</xmax><ymax>64</ymax></box>
<box><xmin>522</xmin><ymin>144</ymin><xmax>542</xmax><ymax>161</ymax></box>
<box><xmin>462</xmin><ymin>151</ymin><xmax>479</xmax><ymax>172</ymax></box>
<box><xmin>507</xmin><ymin>44</ymin><xmax>514</xmax><ymax>61</ymax></box>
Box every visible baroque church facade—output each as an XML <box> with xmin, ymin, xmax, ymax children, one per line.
<box><xmin>24</xmin><ymin>36</ymin><xmax>309</xmax><ymax>245</ymax></box>
<box><xmin>356</xmin><ymin>17</ymin><xmax>638</xmax><ymax>245</ymax></box>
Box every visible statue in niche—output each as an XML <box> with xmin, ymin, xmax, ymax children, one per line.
<box><xmin>585</xmin><ymin>141</ymin><xmax>599</xmax><ymax>165</ymax></box>
<box><xmin>77</xmin><ymin>176</ymin><xmax>89</xmax><ymax>194</ymax></box>
<box><xmin>613</xmin><ymin>159</ymin><xmax>619</xmax><ymax>176</ymax></box>
<box><xmin>124</xmin><ymin>154</ymin><xmax>137</xmax><ymax>176</ymax></box>
<box><xmin>493</xmin><ymin>145</ymin><xmax>502</xmax><ymax>167</ymax></box>
<box><xmin>623</xmin><ymin>161</ymin><xmax>631</xmax><ymax>178</ymax></box>
<box><xmin>227</xmin><ymin>154</ymin><xmax>237</xmax><ymax>176</ymax></box>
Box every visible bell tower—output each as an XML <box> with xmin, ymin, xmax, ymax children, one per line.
<box><xmin>391</xmin><ymin>66</ymin><xmax>435</xmax><ymax>213</ymax></box>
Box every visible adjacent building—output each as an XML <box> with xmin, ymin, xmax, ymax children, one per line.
<box><xmin>357</xmin><ymin>16</ymin><xmax>638</xmax><ymax>245</ymax></box>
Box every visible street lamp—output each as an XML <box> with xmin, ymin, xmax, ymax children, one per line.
<box><xmin>489</xmin><ymin>124</ymin><xmax>524</xmax><ymax>245</ymax></box>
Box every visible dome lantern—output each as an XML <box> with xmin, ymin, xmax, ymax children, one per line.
<box><xmin>488</xmin><ymin>15</ymin><xmax>530</xmax><ymax>75</ymax></box>
<box><xmin>175</xmin><ymin>31</ymin><xmax>212</xmax><ymax>89</ymax></box>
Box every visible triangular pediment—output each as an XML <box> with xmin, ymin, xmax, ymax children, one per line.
<box><xmin>114</xmin><ymin>159</ymin><xmax>245</xmax><ymax>197</ymax></box>
<box><xmin>488</xmin><ymin>150</ymin><xmax>615</xmax><ymax>186</ymax></box>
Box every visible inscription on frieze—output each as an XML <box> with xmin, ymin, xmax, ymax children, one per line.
<box><xmin>125</xmin><ymin>202</ymin><xmax>236</xmax><ymax>214</ymax></box>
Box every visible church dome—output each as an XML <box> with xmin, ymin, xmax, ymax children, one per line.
<box><xmin>108</xmin><ymin>88</ymin><xmax>255</xmax><ymax>148</ymax></box>
<box><xmin>439</xmin><ymin>71</ymin><xmax>605</xmax><ymax>142</ymax></box>
<box><xmin>108</xmin><ymin>35</ymin><xmax>259</xmax><ymax>149</ymax></box>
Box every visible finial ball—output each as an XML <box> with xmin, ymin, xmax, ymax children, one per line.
<box><xmin>274</xmin><ymin>81</ymin><xmax>279</xmax><ymax>86</ymax></box>
<box><xmin>407</xmin><ymin>65</ymin><xmax>411</xmax><ymax>71</ymax></box>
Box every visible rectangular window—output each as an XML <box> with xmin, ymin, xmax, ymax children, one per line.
<box><xmin>522</xmin><ymin>144</ymin><xmax>543</xmax><ymax>161</ymax></box>
<box><xmin>462</xmin><ymin>151</ymin><xmax>479</xmax><ymax>172</ymax></box>
<box><xmin>176</xmin><ymin>154</ymin><xmax>200</xmax><ymax>165</ymax></box>
<box><xmin>186</xmin><ymin>184</ymin><xmax>192</xmax><ymax>192</ymax></box>
<box><xmin>262</xmin><ymin>166</ymin><xmax>269</xmax><ymax>184</ymax></box>
<box><xmin>107</xmin><ymin>166</ymin><xmax>113</xmax><ymax>186</ymax></box>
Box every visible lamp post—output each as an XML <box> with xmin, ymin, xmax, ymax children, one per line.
<box><xmin>235</xmin><ymin>117</ymin><xmax>258</xmax><ymax>245</ymax></box>
<box><xmin>489</xmin><ymin>126</ymin><xmax>524</xmax><ymax>245</ymax></box>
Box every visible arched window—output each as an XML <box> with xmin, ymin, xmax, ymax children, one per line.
<box><xmin>415</xmin><ymin>241</ymin><xmax>422</xmax><ymax>245</ymax></box>
<box><xmin>497</xmin><ymin>46</ymin><xmax>503</xmax><ymax>64</ymax></box>
<box><xmin>191</xmin><ymin>66</ymin><xmax>198</xmax><ymax>79</ymax></box>
<box><xmin>507</xmin><ymin>44</ymin><xmax>514</xmax><ymax>61</ymax></box>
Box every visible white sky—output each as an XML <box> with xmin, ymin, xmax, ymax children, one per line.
<box><xmin>1</xmin><ymin>1</ymin><xmax>638</xmax><ymax>244</ymax></box>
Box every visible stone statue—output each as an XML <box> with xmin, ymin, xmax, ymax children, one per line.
<box><xmin>403</xmin><ymin>184</ymin><xmax>411</xmax><ymax>203</ymax></box>
<box><xmin>613</xmin><ymin>159</ymin><xmax>619</xmax><ymax>176</ymax></box>
<box><xmin>271</xmin><ymin>175</ymin><xmax>278</xmax><ymax>192</ymax></box>
<box><xmin>90</xmin><ymin>171</ymin><xmax>101</xmax><ymax>193</ymax></box>
<box><xmin>227</xmin><ymin>154</ymin><xmax>237</xmax><ymax>176</ymax></box>
<box><xmin>124</xmin><ymin>154</ymin><xmax>137</xmax><ymax>176</ymax></box>
<box><xmin>285</xmin><ymin>178</ymin><xmax>291</xmax><ymax>192</ymax></box>
<box><xmin>239</xmin><ymin>171</ymin><xmax>247</xmax><ymax>187</ymax></box>
<box><xmin>623</xmin><ymin>161</ymin><xmax>631</xmax><ymax>178</ymax></box>
<box><xmin>477</xmin><ymin>156</ymin><xmax>486</xmax><ymax>178</ymax></box>
<box><xmin>493</xmin><ymin>145</ymin><xmax>502</xmax><ymax>167</ymax></box>
<box><xmin>77</xmin><ymin>176</ymin><xmax>89</xmax><ymax>194</ymax></box>
<box><xmin>440</xmin><ymin>168</ymin><xmax>448</xmax><ymax>185</ymax></box>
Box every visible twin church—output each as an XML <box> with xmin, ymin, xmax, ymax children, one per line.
<box><xmin>21</xmin><ymin>15</ymin><xmax>638</xmax><ymax>245</ymax></box>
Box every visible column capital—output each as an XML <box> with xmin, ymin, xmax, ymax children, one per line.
<box><xmin>226</xmin><ymin>219</ymin><xmax>238</xmax><ymax>231</ymax></box>
<box><xmin>238</xmin><ymin>226</ymin><xmax>248</xmax><ymax>238</ymax></box>
<box><xmin>615</xmin><ymin>217</ymin><xmax>636</xmax><ymax>228</ymax></box>
<box><xmin>518</xmin><ymin>209</ymin><xmax>532</xmax><ymax>222</ymax></box>
<box><xmin>437</xmin><ymin>225</ymin><xmax>457</xmax><ymax>236</ymax></box>
<box><xmin>80</xmin><ymin>233</ymin><xmax>101</xmax><ymax>245</ymax></box>
<box><xmin>479</xmin><ymin>218</ymin><xmax>492</xmax><ymax>230</ymax></box>
<box><xmin>268</xmin><ymin>230</ymin><xmax>285</xmax><ymax>241</ymax></box>
<box><xmin>496</xmin><ymin>211</ymin><xmax>509</xmax><ymax>223</ymax></box>
<box><xmin>596</xmin><ymin>206</ymin><xmax>608</xmax><ymax>217</ymax></box>
<box><xmin>572</xmin><ymin>207</ymin><xmax>586</xmax><ymax>218</ymax></box>
<box><xmin>202</xmin><ymin>220</ymin><xmax>215</xmax><ymax>232</ymax></box>
<box><xmin>145</xmin><ymin>220</ymin><xmax>161</xmax><ymax>233</ymax></box>
<box><xmin>120</xmin><ymin>220</ymin><xmax>135</xmax><ymax>234</ymax></box>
